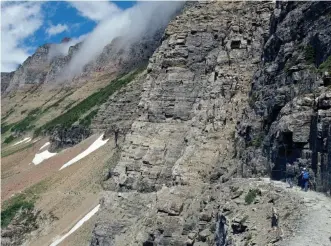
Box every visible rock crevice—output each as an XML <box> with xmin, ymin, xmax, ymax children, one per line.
<box><xmin>240</xmin><ymin>1</ymin><xmax>331</xmax><ymax>193</ymax></box>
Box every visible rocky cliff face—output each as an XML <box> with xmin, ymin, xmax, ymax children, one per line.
<box><xmin>83</xmin><ymin>31</ymin><xmax>164</xmax><ymax>79</ymax></box>
<box><xmin>91</xmin><ymin>71</ymin><xmax>146</xmax><ymax>136</ymax></box>
<box><xmin>49</xmin><ymin>125</ymin><xmax>91</xmax><ymax>151</ymax></box>
<box><xmin>2</xmin><ymin>1</ymin><xmax>330</xmax><ymax>245</ymax></box>
<box><xmin>239</xmin><ymin>1</ymin><xmax>331</xmax><ymax>193</ymax></box>
<box><xmin>90</xmin><ymin>1</ymin><xmax>274</xmax><ymax>245</ymax></box>
<box><xmin>1</xmin><ymin>72</ymin><xmax>14</xmax><ymax>92</ymax></box>
<box><xmin>5</xmin><ymin>44</ymin><xmax>51</xmax><ymax>92</ymax></box>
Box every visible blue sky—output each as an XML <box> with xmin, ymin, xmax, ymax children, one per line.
<box><xmin>38</xmin><ymin>1</ymin><xmax>136</xmax><ymax>44</ymax></box>
<box><xmin>1</xmin><ymin>1</ymin><xmax>136</xmax><ymax>72</ymax></box>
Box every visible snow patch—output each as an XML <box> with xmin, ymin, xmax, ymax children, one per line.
<box><xmin>12</xmin><ymin>137</ymin><xmax>31</xmax><ymax>146</ymax></box>
<box><xmin>59</xmin><ymin>134</ymin><xmax>109</xmax><ymax>171</ymax></box>
<box><xmin>49</xmin><ymin>204</ymin><xmax>100</xmax><ymax>246</ymax></box>
<box><xmin>32</xmin><ymin>150</ymin><xmax>57</xmax><ymax>165</ymax></box>
<box><xmin>39</xmin><ymin>142</ymin><xmax>50</xmax><ymax>150</ymax></box>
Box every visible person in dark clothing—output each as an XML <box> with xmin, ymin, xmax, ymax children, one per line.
<box><xmin>302</xmin><ymin>168</ymin><xmax>310</xmax><ymax>192</ymax></box>
<box><xmin>299</xmin><ymin>169</ymin><xmax>305</xmax><ymax>189</ymax></box>
<box><xmin>286</xmin><ymin>163</ymin><xmax>295</xmax><ymax>188</ymax></box>
<box><xmin>114</xmin><ymin>128</ymin><xmax>119</xmax><ymax>148</ymax></box>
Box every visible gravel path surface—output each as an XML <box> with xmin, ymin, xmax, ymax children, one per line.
<box><xmin>267</xmin><ymin>179</ymin><xmax>331</xmax><ymax>246</ymax></box>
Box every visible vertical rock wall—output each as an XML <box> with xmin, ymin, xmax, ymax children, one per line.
<box><xmin>241</xmin><ymin>1</ymin><xmax>331</xmax><ymax>192</ymax></box>
<box><xmin>91</xmin><ymin>1</ymin><xmax>273</xmax><ymax>245</ymax></box>
<box><xmin>1</xmin><ymin>72</ymin><xmax>14</xmax><ymax>93</ymax></box>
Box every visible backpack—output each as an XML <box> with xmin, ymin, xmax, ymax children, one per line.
<box><xmin>303</xmin><ymin>171</ymin><xmax>309</xmax><ymax>180</ymax></box>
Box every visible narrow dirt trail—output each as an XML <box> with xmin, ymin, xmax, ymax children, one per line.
<box><xmin>265</xmin><ymin>179</ymin><xmax>331</xmax><ymax>246</ymax></box>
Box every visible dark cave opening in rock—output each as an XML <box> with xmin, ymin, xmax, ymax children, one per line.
<box><xmin>231</xmin><ymin>40</ymin><xmax>241</xmax><ymax>49</ymax></box>
<box><xmin>323</xmin><ymin>75</ymin><xmax>331</xmax><ymax>87</ymax></box>
<box><xmin>271</xmin><ymin>132</ymin><xmax>305</xmax><ymax>181</ymax></box>
<box><xmin>270</xmin><ymin>106</ymin><xmax>282</xmax><ymax>124</ymax></box>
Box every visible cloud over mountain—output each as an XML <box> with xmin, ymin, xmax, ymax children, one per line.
<box><xmin>64</xmin><ymin>1</ymin><xmax>184</xmax><ymax>78</ymax></box>
<box><xmin>68</xmin><ymin>1</ymin><xmax>121</xmax><ymax>22</ymax></box>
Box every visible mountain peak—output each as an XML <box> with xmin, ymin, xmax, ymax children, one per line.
<box><xmin>61</xmin><ymin>37</ymin><xmax>71</xmax><ymax>43</ymax></box>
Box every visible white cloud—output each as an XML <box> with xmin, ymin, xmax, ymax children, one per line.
<box><xmin>68</xmin><ymin>1</ymin><xmax>121</xmax><ymax>22</ymax></box>
<box><xmin>63</xmin><ymin>1</ymin><xmax>184</xmax><ymax>78</ymax></box>
<box><xmin>46</xmin><ymin>23</ymin><xmax>68</xmax><ymax>37</ymax></box>
<box><xmin>1</xmin><ymin>1</ymin><xmax>184</xmax><ymax>77</ymax></box>
<box><xmin>48</xmin><ymin>33</ymin><xmax>88</xmax><ymax>60</ymax></box>
<box><xmin>1</xmin><ymin>2</ymin><xmax>43</xmax><ymax>72</ymax></box>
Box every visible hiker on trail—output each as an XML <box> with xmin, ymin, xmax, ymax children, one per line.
<box><xmin>302</xmin><ymin>168</ymin><xmax>310</xmax><ymax>192</ymax></box>
<box><xmin>299</xmin><ymin>169</ymin><xmax>303</xmax><ymax>188</ymax></box>
<box><xmin>286</xmin><ymin>163</ymin><xmax>295</xmax><ymax>188</ymax></box>
<box><xmin>114</xmin><ymin>127</ymin><xmax>119</xmax><ymax>148</ymax></box>
<box><xmin>271</xmin><ymin>207</ymin><xmax>279</xmax><ymax>230</ymax></box>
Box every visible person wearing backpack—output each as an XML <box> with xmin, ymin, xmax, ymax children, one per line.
<box><xmin>302</xmin><ymin>168</ymin><xmax>310</xmax><ymax>192</ymax></box>
<box><xmin>286</xmin><ymin>163</ymin><xmax>295</xmax><ymax>188</ymax></box>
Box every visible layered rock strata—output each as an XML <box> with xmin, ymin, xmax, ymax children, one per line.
<box><xmin>91</xmin><ymin>1</ymin><xmax>273</xmax><ymax>245</ymax></box>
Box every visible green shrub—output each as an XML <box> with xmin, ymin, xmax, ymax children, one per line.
<box><xmin>3</xmin><ymin>92</ymin><xmax>73</xmax><ymax>135</ymax></box>
<box><xmin>1</xmin><ymin>180</ymin><xmax>48</xmax><ymax>228</ymax></box>
<box><xmin>79</xmin><ymin>109</ymin><xmax>99</xmax><ymax>127</ymax></box>
<box><xmin>318</xmin><ymin>55</ymin><xmax>331</xmax><ymax>74</ymax></box>
<box><xmin>251</xmin><ymin>134</ymin><xmax>263</xmax><ymax>147</ymax></box>
<box><xmin>10</xmin><ymin>115</ymin><xmax>37</xmax><ymax>133</ymax></box>
<box><xmin>4</xmin><ymin>135</ymin><xmax>15</xmax><ymax>144</ymax></box>
<box><xmin>246</xmin><ymin>133</ymin><xmax>264</xmax><ymax>148</ymax></box>
<box><xmin>245</xmin><ymin>189</ymin><xmax>260</xmax><ymax>205</ymax></box>
<box><xmin>35</xmin><ymin>69</ymin><xmax>143</xmax><ymax>135</ymax></box>
<box><xmin>8</xmin><ymin>108</ymin><xmax>42</xmax><ymax>133</ymax></box>
<box><xmin>304</xmin><ymin>45</ymin><xmax>316</xmax><ymax>64</ymax></box>
<box><xmin>1</xmin><ymin>123</ymin><xmax>15</xmax><ymax>134</ymax></box>
<box><xmin>1</xmin><ymin>200</ymin><xmax>34</xmax><ymax>228</ymax></box>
